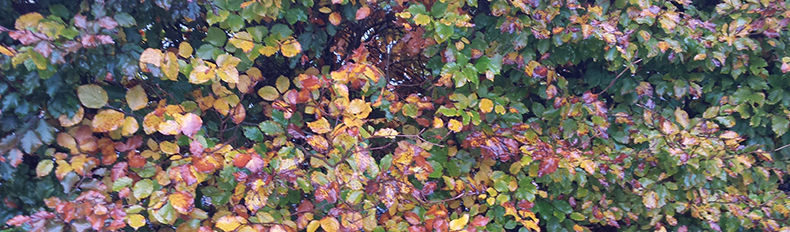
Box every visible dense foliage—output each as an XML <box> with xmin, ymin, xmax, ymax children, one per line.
<box><xmin>2</xmin><ymin>0</ymin><xmax>790</xmax><ymax>231</ymax></box>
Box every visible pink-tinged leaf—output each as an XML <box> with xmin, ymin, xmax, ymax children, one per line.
<box><xmin>98</xmin><ymin>17</ymin><xmax>118</xmax><ymax>30</ymax></box>
<box><xmin>356</xmin><ymin>6</ymin><xmax>371</xmax><ymax>20</ymax></box>
<box><xmin>6</xmin><ymin>215</ymin><xmax>31</xmax><ymax>226</ymax></box>
<box><xmin>245</xmin><ymin>154</ymin><xmax>265</xmax><ymax>173</ymax></box>
<box><xmin>8</xmin><ymin>30</ymin><xmax>40</xmax><ymax>45</ymax></box>
<box><xmin>95</xmin><ymin>35</ymin><xmax>114</xmax><ymax>45</ymax></box>
<box><xmin>34</xmin><ymin>42</ymin><xmax>52</xmax><ymax>57</ymax></box>
<box><xmin>74</xmin><ymin>15</ymin><xmax>88</xmax><ymax>29</ymax></box>
<box><xmin>190</xmin><ymin>139</ymin><xmax>204</xmax><ymax>155</ymax></box>
<box><xmin>470</xmin><ymin>215</ymin><xmax>490</xmax><ymax>227</ymax></box>
<box><xmin>179</xmin><ymin>113</ymin><xmax>203</xmax><ymax>138</ymax></box>
<box><xmin>81</xmin><ymin>35</ymin><xmax>96</xmax><ymax>47</ymax></box>
<box><xmin>7</xmin><ymin>149</ymin><xmax>23</xmax><ymax>167</ymax></box>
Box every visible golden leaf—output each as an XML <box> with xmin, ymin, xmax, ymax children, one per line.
<box><xmin>163</xmin><ymin>52</ymin><xmax>179</xmax><ymax>81</ymax></box>
<box><xmin>329</xmin><ymin>12</ymin><xmax>342</xmax><ymax>26</ymax></box>
<box><xmin>36</xmin><ymin>160</ymin><xmax>53</xmax><ymax>177</ymax></box>
<box><xmin>479</xmin><ymin>98</ymin><xmax>494</xmax><ymax>113</ymax></box>
<box><xmin>92</xmin><ymin>109</ymin><xmax>125</xmax><ymax>133</ymax></box>
<box><xmin>178</xmin><ymin>41</ymin><xmax>193</xmax><ymax>58</ymax></box>
<box><xmin>188</xmin><ymin>60</ymin><xmax>216</xmax><ymax>84</ymax></box>
<box><xmin>229</xmin><ymin>32</ymin><xmax>255</xmax><ymax>53</ymax></box>
<box><xmin>78</xmin><ymin>84</ymin><xmax>108</xmax><ymax>109</ymax></box>
<box><xmin>160</xmin><ymin>141</ymin><xmax>180</xmax><ymax>155</ymax></box>
<box><xmin>643</xmin><ymin>191</ymin><xmax>658</xmax><ymax>209</ymax></box>
<box><xmin>307</xmin><ymin>220</ymin><xmax>320</xmax><ymax>232</ymax></box>
<box><xmin>216</xmin><ymin>215</ymin><xmax>246</xmax><ymax>232</ymax></box>
<box><xmin>0</xmin><ymin>45</ymin><xmax>16</xmax><ymax>57</ymax></box>
<box><xmin>15</xmin><ymin>13</ymin><xmax>43</xmax><ymax>30</ymax></box>
<box><xmin>121</xmin><ymin>116</ymin><xmax>139</xmax><ymax>137</ymax></box>
<box><xmin>308</xmin><ymin>117</ymin><xmax>332</xmax><ymax>134</ymax></box>
<box><xmin>449</xmin><ymin>214</ymin><xmax>469</xmax><ymax>231</ymax></box>
<box><xmin>374</xmin><ymin>128</ymin><xmax>399</xmax><ymax>139</ymax></box>
<box><xmin>169</xmin><ymin>191</ymin><xmax>194</xmax><ymax>214</ymax></box>
<box><xmin>280</xmin><ymin>38</ymin><xmax>302</xmax><ymax>58</ymax></box>
<box><xmin>448</xmin><ymin>119</ymin><xmax>463</xmax><ymax>133</ymax></box>
<box><xmin>320</xmin><ymin>217</ymin><xmax>340</xmax><ymax>232</ymax></box>
<box><xmin>433</xmin><ymin>117</ymin><xmax>443</xmax><ymax>128</ymax></box>
<box><xmin>127</xmin><ymin>214</ymin><xmax>146</xmax><ymax>230</ymax></box>
<box><xmin>143</xmin><ymin>112</ymin><xmax>163</xmax><ymax>134</ymax></box>
<box><xmin>139</xmin><ymin>48</ymin><xmax>163</xmax><ymax>66</ymax></box>
<box><xmin>259</xmin><ymin>46</ymin><xmax>278</xmax><ymax>57</ymax></box>
<box><xmin>347</xmin><ymin>99</ymin><xmax>371</xmax><ymax>118</ymax></box>
<box><xmin>59</xmin><ymin>106</ymin><xmax>85</xmax><ymax>127</ymax></box>
<box><xmin>258</xmin><ymin>86</ymin><xmax>280</xmax><ymax>101</ymax></box>
<box><xmin>126</xmin><ymin>85</ymin><xmax>148</xmax><ymax>111</ymax></box>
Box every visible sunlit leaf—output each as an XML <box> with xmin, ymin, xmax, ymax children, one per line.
<box><xmin>169</xmin><ymin>191</ymin><xmax>195</xmax><ymax>214</ymax></box>
<box><xmin>449</xmin><ymin>214</ymin><xmax>469</xmax><ymax>231</ymax></box>
<box><xmin>320</xmin><ymin>217</ymin><xmax>340</xmax><ymax>232</ymax></box>
<box><xmin>280</xmin><ymin>38</ymin><xmax>302</xmax><ymax>58</ymax></box>
<box><xmin>127</xmin><ymin>214</ymin><xmax>146</xmax><ymax>230</ymax></box>
<box><xmin>92</xmin><ymin>109</ymin><xmax>125</xmax><ymax>132</ymax></box>
<box><xmin>216</xmin><ymin>215</ymin><xmax>246</xmax><ymax>232</ymax></box>
<box><xmin>308</xmin><ymin>117</ymin><xmax>331</xmax><ymax>134</ymax></box>
<box><xmin>448</xmin><ymin>119</ymin><xmax>463</xmax><ymax>132</ymax></box>
<box><xmin>126</xmin><ymin>85</ymin><xmax>148</xmax><ymax>111</ymax></box>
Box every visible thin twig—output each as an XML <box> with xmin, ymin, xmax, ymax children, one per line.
<box><xmin>598</xmin><ymin>59</ymin><xmax>642</xmax><ymax>94</ymax></box>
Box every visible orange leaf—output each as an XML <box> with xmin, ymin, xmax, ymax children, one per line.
<box><xmin>231</xmin><ymin>104</ymin><xmax>246</xmax><ymax>124</ymax></box>
<box><xmin>92</xmin><ymin>109</ymin><xmax>125</xmax><ymax>132</ymax></box>
<box><xmin>169</xmin><ymin>191</ymin><xmax>194</xmax><ymax>214</ymax></box>
<box><xmin>356</xmin><ymin>6</ymin><xmax>371</xmax><ymax>20</ymax></box>
<box><xmin>59</xmin><ymin>106</ymin><xmax>85</xmax><ymax>127</ymax></box>
<box><xmin>329</xmin><ymin>12</ymin><xmax>342</xmax><ymax>26</ymax></box>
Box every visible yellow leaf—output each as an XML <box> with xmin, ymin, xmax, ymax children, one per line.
<box><xmin>259</xmin><ymin>46</ymin><xmax>278</xmax><ymax>57</ymax></box>
<box><xmin>143</xmin><ymin>112</ymin><xmax>163</xmax><ymax>134</ymax></box>
<box><xmin>55</xmin><ymin>159</ymin><xmax>72</xmax><ymax>180</ymax></box>
<box><xmin>276</xmin><ymin>75</ymin><xmax>290</xmax><ymax>93</ymax></box>
<box><xmin>160</xmin><ymin>141</ymin><xmax>180</xmax><ymax>155</ymax></box>
<box><xmin>258</xmin><ymin>86</ymin><xmax>280</xmax><ymax>101</ymax></box>
<box><xmin>693</xmin><ymin>53</ymin><xmax>707</xmax><ymax>61</ymax></box>
<box><xmin>163</xmin><ymin>52</ymin><xmax>179</xmax><ymax>81</ymax></box>
<box><xmin>320</xmin><ymin>217</ymin><xmax>340</xmax><ymax>232</ymax></box>
<box><xmin>308</xmin><ymin>117</ymin><xmax>331</xmax><ymax>134</ymax></box>
<box><xmin>246</xmin><ymin>67</ymin><xmax>263</xmax><ymax>81</ymax></box>
<box><xmin>158</xmin><ymin>120</ymin><xmax>180</xmax><ymax>135</ymax></box>
<box><xmin>329</xmin><ymin>12</ymin><xmax>342</xmax><ymax>26</ymax></box>
<box><xmin>127</xmin><ymin>214</ymin><xmax>146</xmax><ymax>230</ymax></box>
<box><xmin>280</xmin><ymin>38</ymin><xmax>302</xmax><ymax>58</ymax></box>
<box><xmin>479</xmin><ymin>98</ymin><xmax>494</xmax><ymax>113</ymax></box>
<box><xmin>319</xmin><ymin>7</ymin><xmax>332</xmax><ymax>13</ymax></box>
<box><xmin>188</xmin><ymin>60</ymin><xmax>216</xmax><ymax>84</ymax></box>
<box><xmin>214</xmin><ymin>98</ymin><xmax>230</xmax><ymax>116</ymax></box>
<box><xmin>0</xmin><ymin>45</ymin><xmax>15</xmax><ymax>57</ymax></box>
<box><xmin>306</xmin><ymin>220</ymin><xmax>320</xmax><ymax>232</ymax></box>
<box><xmin>178</xmin><ymin>42</ymin><xmax>193</xmax><ymax>58</ymax></box>
<box><xmin>495</xmin><ymin>105</ymin><xmax>506</xmax><ymax>115</ymax></box>
<box><xmin>433</xmin><ymin>117</ymin><xmax>443</xmax><ymax>128</ymax></box>
<box><xmin>448</xmin><ymin>119</ymin><xmax>463</xmax><ymax>133</ymax></box>
<box><xmin>580</xmin><ymin>159</ymin><xmax>596</xmax><ymax>174</ymax></box>
<box><xmin>216</xmin><ymin>215</ymin><xmax>246</xmax><ymax>232</ymax></box>
<box><xmin>229</xmin><ymin>32</ymin><xmax>255</xmax><ymax>53</ymax></box>
<box><xmin>59</xmin><ymin>106</ymin><xmax>84</xmax><ymax>127</ymax></box>
<box><xmin>449</xmin><ymin>214</ymin><xmax>469</xmax><ymax>231</ymax></box>
<box><xmin>374</xmin><ymin>128</ymin><xmax>399</xmax><ymax>139</ymax></box>
<box><xmin>573</xmin><ymin>224</ymin><xmax>585</xmax><ymax>232</ymax></box>
<box><xmin>139</xmin><ymin>48</ymin><xmax>163</xmax><ymax>66</ymax></box>
<box><xmin>126</xmin><ymin>85</ymin><xmax>148</xmax><ymax>111</ymax></box>
<box><xmin>643</xmin><ymin>191</ymin><xmax>658</xmax><ymax>209</ymax></box>
<box><xmin>122</xmin><ymin>116</ymin><xmax>139</xmax><ymax>136</ymax></box>
<box><xmin>238</xmin><ymin>75</ymin><xmax>253</xmax><ymax>93</ymax></box>
<box><xmin>15</xmin><ymin>13</ymin><xmax>43</xmax><ymax>30</ymax></box>
<box><xmin>169</xmin><ymin>191</ymin><xmax>194</xmax><ymax>214</ymax></box>
<box><xmin>78</xmin><ymin>84</ymin><xmax>108</xmax><ymax>109</ymax></box>
<box><xmin>347</xmin><ymin>99</ymin><xmax>371</xmax><ymax>118</ymax></box>
<box><xmin>92</xmin><ymin>109</ymin><xmax>125</xmax><ymax>133</ymax></box>
<box><xmin>36</xmin><ymin>160</ymin><xmax>54</xmax><ymax>177</ymax></box>
<box><xmin>414</xmin><ymin>14</ymin><xmax>431</xmax><ymax>26</ymax></box>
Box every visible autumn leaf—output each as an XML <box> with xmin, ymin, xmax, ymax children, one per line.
<box><xmin>643</xmin><ymin>191</ymin><xmax>658</xmax><ymax>209</ymax></box>
<box><xmin>448</xmin><ymin>119</ymin><xmax>463</xmax><ymax>132</ymax></box>
<box><xmin>229</xmin><ymin>32</ymin><xmax>255</xmax><ymax>53</ymax></box>
<box><xmin>15</xmin><ymin>12</ymin><xmax>43</xmax><ymax>30</ymax></box>
<box><xmin>0</xmin><ymin>45</ymin><xmax>16</xmax><ymax>56</ymax></box>
<box><xmin>126</xmin><ymin>85</ymin><xmax>148</xmax><ymax>111</ymax></box>
<box><xmin>78</xmin><ymin>84</ymin><xmax>108</xmax><ymax>109</ymax></box>
<box><xmin>169</xmin><ymin>191</ymin><xmax>194</xmax><ymax>214</ymax></box>
<box><xmin>36</xmin><ymin>160</ymin><xmax>53</xmax><ymax>177</ymax></box>
<box><xmin>163</xmin><ymin>52</ymin><xmax>179</xmax><ymax>81</ymax></box>
<box><xmin>92</xmin><ymin>109</ymin><xmax>125</xmax><ymax>132</ymax></box>
<box><xmin>479</xmin><ymin>98</ymin><xmax>494</xmax><ymax>113</ymax></box>
<box><xmin>178</xmin><ymin>41</ymin><xmax>193</xmax><ymax>58</ymax></box>
<box><xmin>356</xmin><ymin>6</ymin><xmax>371</xmax><ymax>20</ymax></box>
<box><xmin>374</xmin><ymin>128</ymin><xmax>399</xmax><ymax>139</ymax></box>
<box><xmin>127</xmin><ymin>214</ymin><xmax>146</xmax><ymax>230</ymax></box>
<box><xmin>122</xmin><ymin>116</ymin><xmax>139</xmax><ymax>136</ymax></box>
<box><xmin>329</xmin><ymin>12</ymin><xmax>342</xmax><ymax>26</ymax></box>
<box><xmin>449</xmin><ymin>214</ymin><xmax>469</xmax><ymax>231</ymax></box>
<box><xmin>308</xmin><ymin>118</ymin><xmax>331</xmax><ymax>134</ymax></box>
<box><xmin>276</xmin><ymin>75</ymin><xmax>290</xmax><ymax>93</ymax></box>
<box><xmin>160</xmin><ymin>141</ymin><xmax>180</xmax><ymax>155</ymax></box>
<box><xmin>280</xmin><ymin>38</ymin><xmax>302</xmax><ymax>58</ymax></box>
<box><xmin>320</xmin><ymin>217</ymin><xmax>340</xmax><ymax>232</ymax></box>
<box><xmin>178</xmin><ymin>113</ymin><xmax>203</xmax><ymax>138</ymax></box>
<box><xmin>258</xmin><ymin>86</ymin><xmax>280</xmax><ymax>101</ymax></box>
<box><xmin>139</xmin><ymin>48</ymin><xmax>163</xmax><ymax>66</ymax></box>
<box><xmin>59</xmin><ymin>106</ymin><xmax>85</xmax><ymax>127</ymax></box>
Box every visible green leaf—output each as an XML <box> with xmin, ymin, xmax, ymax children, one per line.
<box><xmin>113</xmin><ymin>13</ymin><xmax>136</xmax><ymax>27</ymax></box>
<box><xmin>772</xmin><ymin>116</ymin><xmax>789</xmax><ymax>137</ymax></box>
<box><xmin>134</xmin><ymin>179</ymin><xmax>154</xmax><ymax>199</ymax></box>
<box><xmin>243</xmin><ymin>126</ymin><xmax>264</xmax><ymax>142</ymax></box>
<box><xmin>206</xmin><ymin>27</ymin><xmax>228</xmax><ymax>47</ymax></box>
<box><xmin>154</xmin><ymin>202</ymin><xmax>178</xmax><ymax>224</ymax></box>
<box><xmin>113</xmin><ymin>177</ymin><xmax>134</xmax><ymax>191</ymax></box>
<box><xmin>258</xmin><ymin>121</ymin><xmax>284</xmax><ymax>136</ymax></box>
<box><xmin>21</xmin><ymin>130</ymin><xmax>42</xmax><ymax>154</ymax></box>
<box><xmin>570</xmin><ymin>212</ymin><xmax>585</xmax><ymax>221</ymax></box>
